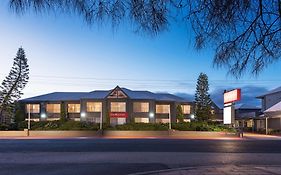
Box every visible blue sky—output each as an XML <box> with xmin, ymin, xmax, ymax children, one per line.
<box><xmin>0</xmin><ymin>1</ymin><xmax>280</xmax><ymax>107</ymax></box>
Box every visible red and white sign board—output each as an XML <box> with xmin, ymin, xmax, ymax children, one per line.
<box><xmin>109</xmin><ymin>112</ymin><xmax>128</xmax><ymax>118</ymax></box>
<box><xmin>224</xmin><ymin>89</ymin><xmax>241</xmax><ymax>104</ymax></box>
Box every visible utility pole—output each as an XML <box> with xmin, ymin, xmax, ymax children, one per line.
<box><xmin>100</xmin><ymin>104</ymin><xmax>103</xmax><ymax>130</ymax></box>
<box><xmin>168</xmin><ymin>106</ymin><xmax>171</xmax><ymax>130</ymax></box>
<box><xmin>28</xmin><ymin>104</ymin><xmax>31</xmax><ymax>130</ymax></box>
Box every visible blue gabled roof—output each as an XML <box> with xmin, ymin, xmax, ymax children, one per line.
<box><xmin>154</xmin><ymin>93</ymin><xmax>186</xmax><ymax>102</ymax></box>
<box><xmin>20</xmin><ymin>92</ymin><xmax>89</xmax><ymax>102</ymax></box>
<box><xmin>121</xmin><ymin>88</ymin><xmax>156</xmax><ymax>100</ymax></box>
<box><xmin>235</xmin><ymin>104</ymin><xmax>261</xmax><ymax>110</ymax></box>
<box><xmin>20</xmin><ymin>86</ymin><xmax>190</xmax><ymax>103</ymax></box>
<box><xmin>257</xmin><ymin>86</ymin><xmax>281</xmax><ymax>98</ymax></box>
<box><xmin>82</xmin><ymin>90</ymin><xmax>110</xmax><ymax>99</ymax></box>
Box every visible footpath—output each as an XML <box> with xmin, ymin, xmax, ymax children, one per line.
<box><xmin>131</xmin><ymin>165</ymin><xmax>281</xmax><ymax>175</ymax></box>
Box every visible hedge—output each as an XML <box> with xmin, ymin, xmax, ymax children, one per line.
<box><xmin>3</xmin><ymin>120</ymin><xmax>235</xmax><ymax>132</ymax></box>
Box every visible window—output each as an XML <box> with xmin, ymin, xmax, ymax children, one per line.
<box><xmin>110</xmin><ymin>118</ymin><xmax>126</xmax><ymax>125</ymax></box>
<box><xmin>156</xmin><ymin>105</ymin><xmax>170</xmax><ymax>114</ymax></box>
<box><xmin>46</xmin><ymin>104</ymin><xmax>61</xmax><ymax>113</ymax></box>
<box><xmin>111</xmin><ymin>102</ymin><xmax>126</xmax><ymax>112</ymax></box>
<box><xmin>87</xmin><ymin>102</ymin><xmax>102</xmax><ymax>112</ymax></box>
<box><xmin>108</xmin><ymin>89</ymin><xmax>127</xmax><ymax>98</ymax></box>
<box><xmin>26</xmin><ymin>104</ymin><xmax>40</xmax><ymax>113</ymax></box>
<box><xmin>181</xmin><ymin>105</ymin><xmax>191</xmax><ymax>114</ymax></box>
<box><xmin>135</xmin><ymin>117</ymin><xmax>149</xmax><ymax>123</ymax></box>
<box><xmin>156</xmin><ymin>119</ymin><xmax>170</xmax><ymax>123</ymax></box>
<box><xmin>133</xmin><ymin>102</ymin><xmax>149</xmax><ymax>112</ymax></box>
<box><xmin>68</xmin><ymin>104</ymin><xmax>80</xmax><ymax>113</ymax></box>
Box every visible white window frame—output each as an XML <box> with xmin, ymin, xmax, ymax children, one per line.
<box><xmin>87</xmin><ymin>102</ymin><xmax>102</xmax><ymax>112</ymax></box>
<box><xmin>26</xmin><ymin>104</ymin><xmax>40</xmax><ymax>113</ymax></box>
<box><xmin>110</xmin><ymin>102</ymin><xmax>126</xmax><ymax>112</ymax></box>
<box><xmin>181</xmin><ymin>105</ymin><xmax>191</xmax><ymax>114</ymax></box>
<box><xmin>46</xmin><ymin>104</ymin><xmax>61</xmax><ymax>113</ymax></box>
<box><xmin>156</xmin><ymin>104</ymin><xmax>170</xmax><ymax>114</ymax></box>
<box><xmin>133</xmin><ymin>102</ymin><xmax>149</xmax><ymax>113</ymax></box>
<box><xmin>67</xmin><ymin>104</ymin><xmax>81</xmax><ymax>113</ymax></box>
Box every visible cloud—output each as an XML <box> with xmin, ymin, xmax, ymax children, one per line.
<box><xmin>175</xmin><ymin>85</ymin><xmax>269</xmax><ymax>109</ymax></box>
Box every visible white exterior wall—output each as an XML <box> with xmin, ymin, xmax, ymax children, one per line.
<box><xmin>262</xmin><ymin>92</ymin><xmax>281</xmax><ymax>112</ymax></box>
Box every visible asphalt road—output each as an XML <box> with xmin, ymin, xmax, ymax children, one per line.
<box><xmin>1</xmin><ymin>138</ymin><xmax>281</xmax><ymax>153</ymax></box>
<box><xmin>0</xmin><ymin>138</ymin><xmax>281</xmax><ymax>175</ymax></box>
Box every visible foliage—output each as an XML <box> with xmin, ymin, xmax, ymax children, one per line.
<box><xmin>8</xmin><ymin>0</ymin><xmax>281</xmax><ymax>77</ymax></box>
<box><xmin>188</xmin><ymin>0</ymin><xmax>281</xmax><ymax>77</ymax></box>
<box><xmin>0</xmin><ymin>47</ymin><xmax>29</xmax><ymax>123</ymax></box>
<box><xmin>172</xmin><ymin>122</ymin><xmax>235</xmax><ymax>132</ymax></box>
<box><xmin>176</xmin><ymin>105</ymin><xmax>184</xmax><ymax>123</ymax></box>
<box><xmin>14</xmin><ymin>102</ymin><xmax>26</xmax><ymax>123</ymax></box>
<box><xmin>11</xmin><ymin>120</ymin><xmax>235</xmax><ymax>132</ymax></box>
<box><xmin>105</xmin><ymin>112</ymin><xmax>110</xmax><ymax>126</ymax></box>
<box><xmin>60</xmin><ymin>102</ymin><xmax>67</xmax><ymax>122</ymax></box>
<box><xmin>194</xmin><ymin>73</ymin><xmax>212</xmax><ymax>121</ymax></box>
<box><xmin>0</xmin><ymin>124</ymin><xmax>9</xmax><ymax>130</ymax></box>
<box><xmin>108</xmin><ymin>123</ymin><xmax>169</xmax><ymax>131</ymax></box>
<box><xmin>17</xmin><ymin>120</ymin><xmax>100</xmax><ymax>130</ymax></box>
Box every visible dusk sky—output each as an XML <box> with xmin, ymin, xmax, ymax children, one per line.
<box><xmin>0</xmin><ymin>1</ymin><xmax>280</xmax><ymax>107</ymax></box>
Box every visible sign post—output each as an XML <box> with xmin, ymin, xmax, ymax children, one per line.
<box><xmin>100</xmin><ymin>109</ymin><xmax>103</xmax><ymax>130</ymax></box>
<box><xmin>28</xmin><ymin>104</ymin><xmax>31</xmax><ymax>130</ymax></box>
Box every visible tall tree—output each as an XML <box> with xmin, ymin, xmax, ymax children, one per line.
<box><xmin>0</xmin><ymin>47</ymin><xmax>29</xmax><ymax>123</ymax></box>
<box><xmin>194</xmin><ymin>73</ymin><xmax>212</xmax><ymax>121</ymax></box>
<box><xmin>7</xmin><ymin>0</ymin><xmax>281</xmax><ymax>77</ymax></box>
<box><xmin>176</xmin><ymin>105</ymin><xmax>184</xmax><ymax>123</ymax></box>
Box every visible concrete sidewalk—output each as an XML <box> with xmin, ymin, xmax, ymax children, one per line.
<box><xmin>243</xmin><ymin>132</ymin><xmax>281</xmax><ymax>140</ymax></box>
<box><xmin>132</xmin><ymin>165</ymin><xmax>281</xmax><ymax>175</ymax></box>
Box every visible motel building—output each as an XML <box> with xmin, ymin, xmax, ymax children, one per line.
<box><xmin>256</xmin><ymin>86</ymin><xmax>281</xmax><ymax>133</ymax></box>
<box><xmin>20</xmin><ymin>86</ymin><xmax>193</xmax><ymax>125</ymax></box>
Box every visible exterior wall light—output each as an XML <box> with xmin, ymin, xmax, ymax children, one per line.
<box><xmin>40</xmin><ymin>113</ymin><xmax>47</xmax><ymax>118</ymax></box>
<box><xmin>81</xmin><ymin>112</ymin><xmax>86</xmax><ymax>118</ymax></box>
<box><xmin>190</xmin><ymin>114</ymin><xmax>195</xmax><ymax>120</ymax></box>
<box><xmin>149</xmin><ymin>112</ymin><xmax>154</xmax><ymax>118</ymax></box>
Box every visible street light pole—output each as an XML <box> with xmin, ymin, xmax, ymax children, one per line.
<box><xmin>28</xmin><ymin>104</ymin><xmax>31</xmax><ymax>130</ymax></box>
<box><xmin>168</xmin><ymin>106</ymin><xmax>171</xmax><ymax>130</ymax></box>
<box><xmin>100</xmin><ymin>105</ymin><xmax>103</xmax><ymax>130</ymax></box>
<box><xmin>265</xmin><ymin>117</ymin><xmax>268</xmax><ymax>135</ymax></box>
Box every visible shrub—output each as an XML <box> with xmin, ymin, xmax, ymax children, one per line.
<box><xmin>0</xmin><ymin>124</ymin><xmax>9</xmax><ymax>131</ymax></box>
<box><xmin>110</xmin><ymin>123</ymin><xmax>168</xmax><ymax>131</ymax></box>
<box><xmin>14</xmin><ymin>120</ymin><xmax>235</xmax><ymax>132</ymax></box>
<box><xmin>172</xmin><ymin>121</ymin><xmax>235</xmax><ymax>132</ymax></box>
<box><xmin>16</xmin><ymin>120</ymin><xmax>100</xmax><ymax>130</ymax></box>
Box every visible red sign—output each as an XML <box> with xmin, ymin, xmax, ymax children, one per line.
<box><xmin>224</xmin><ymin>89</ymin><xmax>241</xmax><ymax>104</ymax></box>
<box><xmin>109</xmin><ymin>112</ymin><xmax>128</xmax><ymax>118</ymax></box>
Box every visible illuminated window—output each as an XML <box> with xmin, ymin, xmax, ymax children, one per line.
<box><xmin>133</xmin><ymin>102</ymin><xmax>149</xmax><ymax>112</ymax></box>
<box><xmin>46</xmin><ymin>104</ymin><xmax>61</xmax><ymax>113</ymax></box>
<box><xmin>155</xmin><ymin>118</ymin><xmax>170</xmax><ymax>123</ymax></box>
<box><xmin>87</xmin><ymin>102</ymin><xmax>102</xmax><ymax>112</ymax></box>
<box><xmin>68</xmin><ymin>104</ymin><xmax>80</xmax><ymax>113</ymax></box>
<box><xmin>134</xmin><ymin>117</ymin><xmax>149</xmax><ymax>123</ymax></box>
<box><xmin>111</xmin><ymin>102</ymin><xmax>126</xmax><ymax>112</ymax></box>
<box><xmin>26</xmin><ymin>104</ymin><xmax>40</xmax><ymax>113</ymax></box>
<box><xmin>156</xmin><ymin>105</ymin><xmax>170</xmax><ymax>114</ymax></box>
<box><xmin>181</xmin><ymin>105</ymin><xmax>191</xmax><ymax>114</ymax></box>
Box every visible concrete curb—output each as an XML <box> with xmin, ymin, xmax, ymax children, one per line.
<box><xmin>128</xmin><ymin>165</ymin><xmax>281</xmax><ymax>175</ymax></box>
<box><xmin>0</xmin><ymin>130</ymin><xmax>238</xmax><ymax>138</ymax></box>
